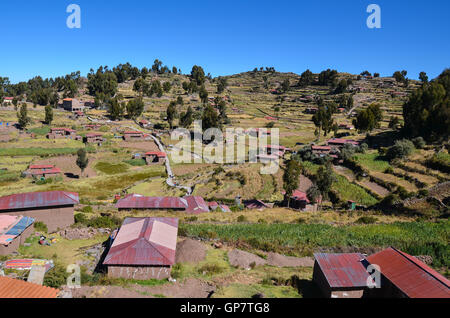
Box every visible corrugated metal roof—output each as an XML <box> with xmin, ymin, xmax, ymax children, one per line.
<box><xmin>182</xmin><ymin>196</ymin><xmax>210</xmax><ymax>213</ymax></box>
<box><xmin>29</xmin><ymin>165</ymin><xmax>55</xmax><ymax>169</ymax></box>
<box><xmin>116</xmin><ymin>194</ymin><xmax>186</xmax><ymax>210</ymax></box>
<box><xmin>366</xmin><ymin>247</ymin><xmax>450</xmax><ymax>298</ymax></box>
<box><xmin>145</xmin><ymin>151</ymin><xmax>166</xmax><ymax>157</ymax></box>
<box><xmin>0</xmin><ymin>191</ymin><xmax>79</xmax><ymax>211</ymax></box>
<box><xmin>0</xmin><ymin>276</ymin><xmax>59</xmax><ymax>298</ymax></box>
<box><xmin>103</xmin><ymin>217</ymin><xmax>179</xmax><ymax>266</ymax></box>
<box><xmin>327</xmin><ymin>138</ymin><xmax>360</xmax><ymax>146</ymax></box>
<box><xmin>314</xmin><ymin>253</ymin><xmax>370</xmax><ymax>288</ymax></box>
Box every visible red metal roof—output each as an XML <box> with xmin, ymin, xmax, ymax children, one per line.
<box><xmin>116</xmin><ymin>194</ymin><xmax>210</xmax><ymax>213</ymax></box>
<box><xmin>314</xmin><ymin>253</ymin><xmax>370</xmax><ymax>288</ymax></box>
<box><xmin>86</xmin><ymin>133</ymin><xmax>103</xmax><ymax>137</ymax></box>
<box><xmin>327</xmin><ymin>138</ymin><xmax>360</xmax><ymax>146</ymax></box>
<box><xmin>0</xmin><ymin>191</ymin><xmax>79</xmax><ymax>211</ymax></box>
<box><xmin>29</xmin><ymin>165</ymin><xmax>55</xmax><ymax>169</ymax></box>
<box><xmin>291</xmin><ymin>190</ymin><xmax>310</xmax><ymax>203</ymax></box>
<box><xmin>0</xmin><ymin>276</ymin><xmax>59</xmax><ymax>298</ymax></box>
<box><xmin>116</xmin><ymin>194</ymin><xmax>187</xmax><ymax>210</ymax></box>
<box><xmin>243</xmin><ymin>199</ymin><xmax>269</xmax><ymax>209</ymax></box>
<box><xmin>28</xmin><ymin>167</ymin><xmax>62</xmax><ymax>175</ymax></box>
<box><xmin>312</xmin><ymin>145</ymin><xmax>331</xmax><ymax>151</ymax></box>
<box><xmin>182</xmin><ymin>196</ymin><xmax>210</xmax><ymax>213</ymax></box>
<box><xmin>366</xmin><ymin>247</ymin><xmax>450</xmax><ymax>298</ymax></box>
<box><xmin>103</xmin><ymin>217</ymin><xmax>179</xmax><ymax>266</ymax></box>
<box><xmin>145</xmin><ymin>151</ymin><xmax>166</xmax><ymax>157</ymax></box>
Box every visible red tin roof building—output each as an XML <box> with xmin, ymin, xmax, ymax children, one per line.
<box><xmin>313</xmin><ymin>253</ymin><xmax>370</xmax><ymax>298</ymax></box>
<box><xmin>365</xmin><ymin>247</ymin><xmax>450</xmax><ymax>298</ymax></box>
<box><xmin>103</xmin><ymin>217</ymin><xmax>179</xmax><ymax>280</ymax></box>
<box><xmin>0</xmin><ymin>276</ymin><xmax>59</xmax><ymax>298</ymax></box>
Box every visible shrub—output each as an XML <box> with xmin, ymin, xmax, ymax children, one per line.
<box><xmin>412</xmin><ymin>137</ymin><xmax>426</xmax><ymax>149</ymax></box>
<box><xmin>80</xmin><ymin>206</ymin><xmax>93</xmax><ymax>213</ymax></box>
<box><xmin>237</xmin><ymin>215</ymin><xmax>247</xmax><ymax>222</ymax></box>
<box><xmin>197</xmin><ymin>263</ymin><xmax>224</xmax><ymax>275</ymax></box>
<box><xmin>44</xmin><ymin>262</ymin><xmax>68</xmax><ymax>288</ymax></box>
<box><xmin>386</xmin><ymin>139</ymin><xmax>415</xmax><ymax>161</ymax></box>
<box><xmin>384</xmin><ymin>167</ymin><xmax>394</xmax><ymax>174</ymax></box>
<box><xmin>34</xmin><ymin>221</ymin><xmax>48</xmax><ymax>233</ymax></box>
<box><xmin>74</xmin><ymin>213</ymin><xmax>88</xmax><ymax>225</ymax></box>
<box><xmin>356</xmin><ymin>216</ymin><xmax>377</xmax><ymax>224</ymax></box>
<box><xmin>88</xmin><ymin>216</ymin><xmax>122</xmax><ymax>229</ymax></box>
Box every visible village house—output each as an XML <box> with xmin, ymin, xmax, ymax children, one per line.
<box><xmin>23</xmin><ymin>165</ymin><xmax>62</xmax><ymax>179</ymax></box>
<box><xmin>3</xmin><ymin>97</ymin><xmax>13</xmax><ymax>105</ymax></box>
<box><xmin>0</xmin><ymin>191</ymin><xmax>79</xmax><ymax>232</ymax></box>
<box><xmin>0</xmin><ymin>215</ymin><xmax>35</xmax><ymax>256</ymax></box>
<box><xmin>208</xmin><ymin>202</ymin><xmax>231</xmax><ymax>212</ymax></box>
<box><xmin>144</xmin><ymin>152</ymin><xmax>166</xmax><ymax>165</ymax></box>
<box><xmin>84</xmin><ymin>133</ymin><xmax>104</xmax><ymax>145</ymax></box>
<box><xmin>116</xmin><ymin>194</ymin><xmax>210</xmax><ymax>214</ymax></box>
<box><xmin>243</xmin><ymin>199</ymin><xmax>270</xmax><ymax>210</ymax></box>
<box><xmin>265</xmin><ymin>145</ymin><xmax>290</xmax><ymax>156</ymax></box>
<box><xmin>304</xmin><ymin>107</ymin><xmax>318</xmax><ymax>114</ymax></box>
<box><xmin>338</xmin><ymin>123</ymin><xmax>355</xmax><ymax>130</ymax></box>
<box><xmin>311</xmin><ymin>145</ymin><xmax>332</xmax><ymax>156</ymax></box>
<box><xmin>363</xmin><ymin>247</ymin><xmax>450</xmax><ymax>298</ymax></box>
<box><xmin>103</xmin><ymin>217</ymin><xmax>179</xmax><ymax>280</ymax></box>
<box><xmin>46</xmin><ymin>128</ymin><xmax>77</xmax><ymax>139</ymax></box>
<box><xmin>83</xmin><ymin>100</ymin><xmax>95</xmax><ymax>108</ymax></box>
<box><xmin>139</xmin><ymin>119</ymin><xmax>152</xmax><ymax>128</ymax></box>
<box><xmin>327</xmin><ymin>138</ymin><xmax>360</xmax><ymax>150</ymax></box>
<box><xmin>123</xmin><ymin>131</ymin><xmax>145</xmax><ymax>141</ymax></box>
<box><xmin>313</xmin><ymin>252</ymin><xmax>370</xmax><ymax>298</ymax></box>
<box><xmin>84</xmin><ymin>124</ymin><xmax>103</xmax><ymax>130</ymax></box>
<box><xmin>62</xmin><ymin>98</ymin><xmax>85</xmax><ymax>113</ymax></box>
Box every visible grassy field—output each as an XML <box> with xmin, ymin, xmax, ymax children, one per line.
<box><xmin>180</xmin><ymin>220</ymin><xmax>450</xmax><ymax>267</ymax></box>
<box><xmin>332</xmin><ymin>175</ymin><xmax>379</xmax><ymax>206</ymax></box>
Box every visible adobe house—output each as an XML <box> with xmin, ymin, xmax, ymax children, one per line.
<box><xmin>62</xmin><ymin>98</ymin><xmax>84</xmax><ymax>112</ymax></box>
<box><xmin>84</xmin><ymin>133</ymin><xmax>104</xmax><ymax>145</ymax></box>
<box><xmin>116</xmin><ymin>194</ymin><xmax>210</xmax><ymax>214</ymax></box>
<box><xmin>47</xmin><ymin>128</ymin><xmax>76</xmax><ymax>139</ymax></box>
<box><xmin>24</xmin><ymin>165</ymin><xmax>61</xmax><ymax>179</ymax></box>
<box><xmin>0</xmin><ymin>191</ymin><xmax>79</xmax><ymax>232</ymax></box>
<box><xmin>327</xmin><ymin>138</ymin><xmax>360</xmax><ymax>150</ymax></box>
<box><xmin>103</xmin><ymin>217</ymin><xmax>179</xmax><ymax>280</ymax></box>
<box><xmin>3</xmin><ymin>97</ymin><xmax>13</xmax><ymax>105</ymax></box>
<box><xmin>144</xmin><ymin>152</ymin><xmax>166</xmax><ymax>165</ymax></box>
<box><xmin>0</xmin><ymin>215</ymin><xmax>35</xmax><ymax>256</ymax></box>
<box><xmin>311</xmin><ymin>145</ymin><xmax>332</xmax><ymax>156</ymax></box>
<box><xmin>139</xmin><ymin>119</ymin><xmax>152</xmax><ymax>128</ymax></box>
<box><xmin>123</xmin><ymin>131</ymin><xmax>144</xmax><ymax>141</ymax></box>
<box><xmin>313</xmin><ymin>253</ymin><xmax>370</xmax><ymax>298</ymax></box>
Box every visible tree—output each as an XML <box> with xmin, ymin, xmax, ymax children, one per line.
<box><xmin>108</xmin><ymin>97</ymin><xmax>125</xmax><ymax>120</ymax></box>
<box><xmin>133</xmin><ymin>77</ymin><xmax>148</xmax><ymax>96</ymax></box>
<box><xmin>312</xmin><ymin>104</ymin><xmax>335</xmax><ymax>137</ymax></box>
<box><xmin>172</xmin><ymin>66</ymin><xmax>178</xmax><ymax>74</ymax></box>
<box><xmin>202</xmin><ymin>104</ymin><xmax>220</xmax><ymax>131</ymax></box>
<box><xmin>76</xmin><ymin>148</ymin><xmax>89</xmax><ymax>177</ymax></box>
<box><xmin>403</xmin><ymin>68</ymin><xmax>449</xmax><ymax>141</ymax></box>
<box><xmin>199</xmin><ymin>85</ymin><xmax>208</xmax><ymax>104</ymax></box>
<box><xmin>283</xmin><ymin>159</ymin><xmax>301</xmax><ymax>208</ymax></box>
<box><xmin>317</xmin><ymin>69</ymin><xmax>338</xmax><ymax>86</ymax></box>
<box><xmin>306</xmin><ymin>185</ymin><xmax>321</xmax><ymax>204</ymax></box>
<box><xmin>353</xmin><ymin>103</ymin><xmax>383</xmax><ymax>133</ymax></box>
<box><xmin>360</xmin><ymin>71</ymin><xmax>371</xmax><ymax>77</ymax></box>
<box><xmin>334</xmin><ymin>79</ymin><xmax>349</xmax><ymax>94</ymax></box>
<box><xmin>281</xmin><ymin>79</ymin><xmax>290</xmax><ymax>93</ymax></box>
<box><xmin>191</xmin><ymin>65</ymin><xmax>206</xmax><ymax>86</ymax></box>
<box><xmin>180</xmin><ymin>106</ymin><xmax>193</xmax><ymax>128</ymax></box>
<box><xmin>374</xmin><ymin>73</ymin><xmax>380</xmax><ymax>78</ymax></box>
<box><xmin>217</xmin><ymin>77</ymin><xmax>228</xmax><ymax>94</ymax></box>
<box><xmin>419</xmin><ymin>72</ymin><xmax>428</xmax><ymax>83</ymax></box>
<box><xmin>298</xmin><ymin>69</ymin><xmax>314</xmax><ymax>87</ymax></box>
<box><xmin>166</xmin><ymin>101</ymin><xmax>177</xmax><ymax>129</ymax></box>
<box><xmin>315</xmin><ymin>163</ymin><xmax>336</xmax><ymax>202</ymax></box>
<box><xmin>126</xmin><ymin>98</ymin><xmax>144</xmax><ymax>119</ymax></box>
<box><xmin>44</xmin><ymin>105</ymin><xmax>53</xmax><ymax>125</ymax></box>
<box><xmin>87</xmin><ymin>66</ymin><xmax>118</xmax><ymax>100</ymax></box>
<box><xmin>388</xmin><ymin>116</ymin><xmax>400</xmax><ymax>129</ymax></box>
<box><xmin>17</xmin><ymin>103</ymin><xmax>30</xmax><ymax>129</ymax></box>
<box><xmin>152</xmin><ymin>59</ymin><xmax>163</xmax><ymax>74</ymax></box>
<box><xmin>393</xmin><ymin>71</ymin><xmax>407</xmax><ymax>85</ymax></box>
<box><xmin>163</xmin><ymin>81</ymin><xmax>172</xmax><ymax>93</ymax></box>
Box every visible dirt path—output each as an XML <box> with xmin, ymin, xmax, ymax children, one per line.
<box><xmin>333</xmin><ymin>165</ymin><xmax>389</xmax><ymax>197</ymax></box>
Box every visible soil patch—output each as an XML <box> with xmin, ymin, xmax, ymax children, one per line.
<box><xmin>228</xmin><ymin>249</ymin><xmax>267</xmax><ymax>269</ymax></box>
<box><xmin>266</xmin><ymin>252</ymin><xmax>314</xmax><ymax>267</ymax></box>
<box><xmin>58</xmin><ymin>227</ymin><xmax>110</xmax><ymax>240</ymax></box>
<box><xmin>175</xmin><ymin>238</ymin><xmax>207</xmax><ymax>264</ymax></box>
<box><xmin>119</xmin><ymin>140</ymin><xmax>159</xmax><ymax>152</ymax></box>
<box><xmin>34</xmin><ymin>155</ymin><xmax>97</xmax><ymax>178</ymax></box>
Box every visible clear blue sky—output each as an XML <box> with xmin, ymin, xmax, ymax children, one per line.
<box><xmin>1</xmin><ymin>0</ymin><xmax>449</xmax><ymax>83</ymax></box>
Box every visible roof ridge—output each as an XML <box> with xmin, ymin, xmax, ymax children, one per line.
<box><xmin>390</xmin><ymin>246</ymin><xmax>450</xmax><ymax>288</ymax></box>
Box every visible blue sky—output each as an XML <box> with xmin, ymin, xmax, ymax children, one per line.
<box><xmin>0</xmin><ymin>0</ymin><xmax>449</xmax><ymax>83</ymax></box>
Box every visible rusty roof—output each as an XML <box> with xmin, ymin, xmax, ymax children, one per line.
<box><xmin>314</xmin><ymin>253</ymin><xmax>370</xmax><ymax>288</ymax></box>
<box><xmin>145</xmin><ymin>151</ymin><xmax>166</xmax><ymax>157</ymax></box>
<box><xmin>124</xmin><ymin>131</ymin><xmax>143</xmax><ymax>134</ymax></box>
<box><xmin>0</xmin><ymin>276</ymin><xmax>59</xmax><ymax>298</ymax></box>
<box><xmin>116</xmin><ymin>194</ymin><xmax>186</xmax><ymax>210</ymax></box>
<box><xmin>182</xmin><ymin>196</ymin><xmax>210</xmax><ymax>213</ymax></box>
<box><xmin>0</xmin><ymin>191</ymin><xmax>79</xmax><ymax>211</ymax></box>
<box><xmin>29</xmin><ymin>165</ymin><xmax>55</xmax><ymax>169</ymax></box>
<box><xmin>327</xmin><ymin>138</ymin><xmax>360</xmax><ymax>146</ymax></box>
<box><xmin>366</xmin><ymin>247</ymin><xmax>450</xmax><ymax>298</ymax></box>
<box><xmin>103</xmin><ymin>217</ymin><xmax>179</xmax><ymax>266</ymax></box>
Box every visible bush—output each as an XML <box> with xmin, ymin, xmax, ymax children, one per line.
<box><xmin>356</xmin><ymin>216</ymin><xmax>378</xmax><ymax>224</ymax></box>
<box><xmin>74</xmin><ymin>213</ymin><xmax>88</xmax><ymax>224</ymax></box>
<box><xmin>412</xmin><ymin>137</ymin><xmax>426</xmax><ymax>149</ymax></box>
<box><xmin>43</xmin><ymin>262</ymin><xmax>68</xmax><ymax>288</ymax></box>
<box><xmin>237</xmin><ymin>215</ymin><xmax>247</xmax><ymax>222</ymax></box>
<box><xmin>34</xmin><ymin>221</ymin><xmax>48</xmax><ymax>233</ymax></box>
<box><xmin>80</xmin><ymin>206</ymin><xmax>93</xmax><ymax>213</ymax></box>
<box><xmin>386</xmin><ymin>139</ymin><xmax>415</xmax><ymax>161</ymax></box>
<box><xmin>88</xmin><ymin>216</ymin><xmax>122</xmax><ymax>229</ymax></box>
<box><xmin>197</xmin><ymin>263</ymin><xmax>224</xmax><ymax>275</ymax></box>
